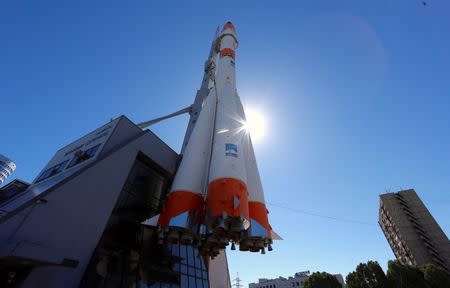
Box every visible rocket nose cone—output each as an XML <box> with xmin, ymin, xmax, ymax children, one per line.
<box><xmin>223</xmin><ymin>21</ymin><xmax>236</xmax><ymax>31</ymax></box>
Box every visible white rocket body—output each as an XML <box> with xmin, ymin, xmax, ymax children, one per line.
<box><xmin>206</xmin><ymin>23</ymin><xmax>250</xmax><ymax>238</ymax></box>
<box><xmin>170</xmin><ymin>90</ymin><xmax>216</xmax><ymax>196</ymax></box>
<box><xmin>208</xmin><ymin>30</ymin><xmax>244</xmax><ymax>184</ymax></box>
<box><xmin>142</xmin><ymin>22</ymin><xmax>277</xmax><ymax>255</ymax></box>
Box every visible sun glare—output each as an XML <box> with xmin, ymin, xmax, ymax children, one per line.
<box><xmin>243</xmin><ymin>108</ymin><xmax>266</xmax><ymax>141</ymax></box>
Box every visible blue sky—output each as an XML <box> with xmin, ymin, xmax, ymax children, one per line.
<box><xmin>1</xmin><ymin>0</ymin><xmax>450</xmax><ymax>284</ymax></box>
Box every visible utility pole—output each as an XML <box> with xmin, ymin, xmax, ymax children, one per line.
<box><xmin>232</xmin><ymin>272</ymin><xmax>243</xmax><ymax>288</ymax></box>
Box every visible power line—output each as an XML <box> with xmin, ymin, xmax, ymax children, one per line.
<box><xmin>266</xmin><ymin>202</ymin><xmax>377</xmax><ymax>227</ymax></box>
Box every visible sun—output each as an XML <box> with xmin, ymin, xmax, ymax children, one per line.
<box><xmin>243</xmin><ymin>108</ymin><xmax>266</xmax><ymax>141</ymax></box>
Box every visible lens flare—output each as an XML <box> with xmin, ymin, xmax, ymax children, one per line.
<box><xmin>243</xmin><ymin>108</ymin><xmax>266</xmax><ymax>141</ymax></box>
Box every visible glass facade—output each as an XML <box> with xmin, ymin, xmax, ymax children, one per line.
<box><xmin>80</xmin><ymin>154</ymin><xmax>210</xmax><ymax>288</ymax></box>
<box><xmin>140</xmin><ymin>243</ymin><xmax>209</xmax><ymax>288</ymax></box>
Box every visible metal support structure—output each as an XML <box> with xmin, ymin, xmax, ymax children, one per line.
<box><xmin>137</xmin><ymin>106</ymin><xmax>192</xmax><ymax>129</ymax></box>
<box><xmin>137</xmin><ymin>27</ymin><xmax>220</xmax><ymax>155</ymax></box>
<box><xmin>180</xmin><ymin>27</ymin><xmax>220</xmax><ymax>154</ymax></box>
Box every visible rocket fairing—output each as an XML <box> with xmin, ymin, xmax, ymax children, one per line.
<box><xmin>142</xmin><ymin>22</ymin><xmax>277</xmax><ymax>256</ymax></box>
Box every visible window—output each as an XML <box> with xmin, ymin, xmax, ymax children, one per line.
<box><xmin>187</xmin><ymin>246</ymin><xmax>194</xmax><ymax>266</ymax></box>
<box><xmin>2</xmin><ymin>165</ymin><xmax>13</xmax><ymax>174</ymax></box>
<box><xmin>180</xmin><ymin>245</ymin><xmax>187</xmax><ymax>264</ymax></box>
<box><xmin>188</xmin><ymin>266</ymin><xmax>195</xmax><ymax>277</ymax></box>
<box><xmin>35</xmin><ymin>160</ymin><xmax>69</xmax><ymax>183</ymax></box>
<box><xmin>165</xmin><ymin>243</ymin><xmax>209</xmax><ymax>288</ymax></box>
<box><xmin>67</xmin><ymin>144</ymin><xmax>101</xmax><ymax>169</ymax></box>
<box><xmin>188</xmin><ymin>276</ymin><xmax>196</xmax><ymax>287</ymax></box>
<box><xmin>1</xmin><ymin>168</ymin><xmax>9</xmax><ymax>176</ymax></box>
<box><xmin>180</xmin><ymin>275</ymin><xmax>188</xmax><ymax>287</ymax></box>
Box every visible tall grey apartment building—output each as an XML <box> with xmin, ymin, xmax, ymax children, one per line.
<box><xmin>379</xmin><ymin>189</ymin><xmax>450</xmax><ymax>273</ymax></box>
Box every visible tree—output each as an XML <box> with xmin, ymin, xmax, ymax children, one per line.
<box><xmin>304</xmin><ymin>272</ymin><xmax>342</xmax><ymax>288</ymax></box>
<box><xmin>386</xmin><ymin>260</ymin><xmax>427</xmax><ymax>288</ymax></box>
<box><xmin>346</xmin><ymin>261</ymin><xmax>388</xmax><ymax>288</ymax></box>
<box><xmin>422</xmin><ymin>263</ymin><xmax>450</xmax><ymax>288</ymax></box>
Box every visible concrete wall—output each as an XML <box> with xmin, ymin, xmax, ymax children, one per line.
<box><xmin>208</xmin><ymin>250</ymin><xmax>231</xmax><ymax>288</ymax></box>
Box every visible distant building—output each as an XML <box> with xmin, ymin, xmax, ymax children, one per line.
<box><xmin>249</xmin><ymin>271</ymin><xmax>344</xmax><ymax>288</ymax></box>
<box><xmin>379</xmin><ymin>189</ymin><xmax>450</xmax><ymax>273</ymax></box>
<box><xmin>0</xmin><ymin>154</ymin><xmax>16</xmax><ymax>184</ymax></box>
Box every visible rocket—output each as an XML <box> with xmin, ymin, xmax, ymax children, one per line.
<box><xmin>142</xmin><ymin>22</ymin><xmax>279</xmax><ymax>256</ymax></box>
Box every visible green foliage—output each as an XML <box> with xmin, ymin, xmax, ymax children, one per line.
<box><xmin>340</xmin><ymin>260</ymin><xmax>450</xmax><ymax>288</ymax></box>
<box><xmin>304</xmin><ymin>272</ymin><xmax>342</xmax><ymax>288</ymax></box>
<box><xmin>422</xmin><ymin>263</ymin><xmax>450</xmax><ymax>288</ymax></box>
<box><xmin>386</xmin><ymin>260</ymin><xmax>427</xmax><ymax>288</ymax></box>
<box><xmin>346</xmin><ymin>261</ymin><xmax>388</xmax><ymax>288</ymax></box>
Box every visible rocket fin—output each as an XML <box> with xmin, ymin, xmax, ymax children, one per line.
<box><xmin>141</xmin><ymin>214</ymin><xmax>160</xmax><ymax>227</ymax></box>
<box><xmin>270</xmin><ymin>230</ymin><xmax>283</xmax><ymax>240</ymax></box>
